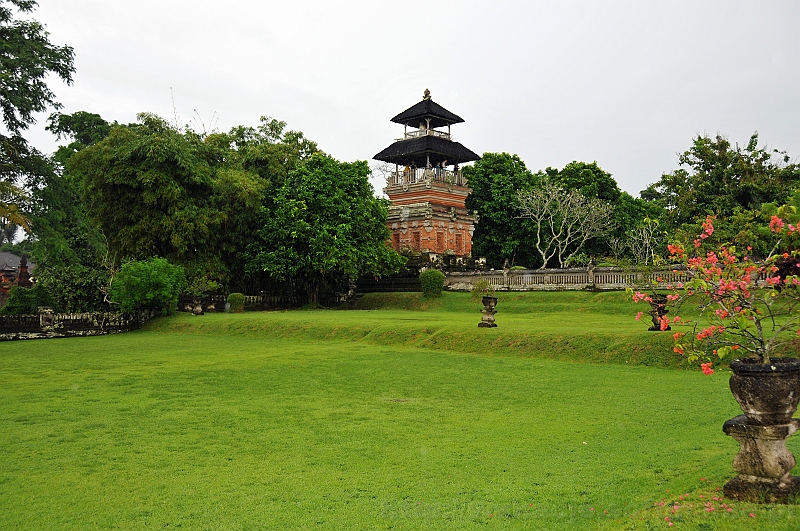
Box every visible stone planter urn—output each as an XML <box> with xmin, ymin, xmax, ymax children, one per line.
<box><xmin>478</xmin><ymin>296</ymin><xmax>497</xmax><ymax>328</ymax></box>
<box><xmin>723</xmin><ymin>357</ymin><xmax>800</xmax><ymax>502</ymax></box>
<box><xmin>191</xmin><ymin>298</ymin><xmax>204</xmax><ymax>315</ymax></box>
<box><xmin>647</xmin><ymin>294</ymin><xmax>670</xmax><ymax>331</ymax></box>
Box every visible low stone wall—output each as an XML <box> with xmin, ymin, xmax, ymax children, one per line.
<box><xmin>0</xmin><ymin>310</ymin><xmax>153</xmax><ymax>341</ymax></box>
<box><xmin>445</xmin><ymin>266</ymin><xmax>690</xmax><ymax>292</ymax></box>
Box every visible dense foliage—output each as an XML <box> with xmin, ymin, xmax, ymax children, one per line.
<box><xmin>641</xmin><ymin>133</ymin><xmax>800</xmax><ymax>259</ymax></box>
<box><xmin>466</xmin><ymin>155</ymin><xmax>657</xmax><ymax>268</ymax></box>
<box><xmin>0</xmin><ymin>282</ymin><xmax>56</xmax><ymax>314</ymax></box>
<box><xmin>0</xmin><ymin>0</ymin><xmax>74</xmax><ymax>245</ymax></box>
<box><xmin>244</xmin><ymin>153</ymin><xmax>404</xmax><ymax>306</ymax></box>
<box><xmin>109</xmin><ymin>257</ymin><xmax>186</xmax><ymax>314</ymax></box>
<box><xmin>463</xmin><ymin>153</ymin><xmax>539</xmax><ymax>269</ymax></box>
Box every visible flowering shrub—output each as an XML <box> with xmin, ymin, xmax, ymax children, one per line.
<box><xmin>635</xmin><ymin>213</ymin><xmax>800</xmax><ymax>373</ymax></box>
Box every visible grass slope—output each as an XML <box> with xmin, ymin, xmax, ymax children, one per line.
<box><xmin>1</xmin><ymin>291</ymin><xmax>798</xmax><ymax>529</ymax></box>
<box><xmin>150</xmin><ymin>291</ymin><xmax>681</xmax><ymax>369</ymax></box>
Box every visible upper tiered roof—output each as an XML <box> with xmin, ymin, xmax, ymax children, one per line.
<box><xmin>373</xmin><ymin>89</ymin><xmax>479</xmax><ymax>167</ymax></box>
<box><xmin>390</xmin><ymin>89</ymin><xmax>465</xmax><ymax>129</ymax></box>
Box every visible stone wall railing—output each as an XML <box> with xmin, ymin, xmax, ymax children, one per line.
<box><xmin>0</xmin><ymin>310</ymin><xmax>153</xmax><ymax>341</ymax></box>
<box><xmin>445</xmin><ymin>266</ymin><xmax>691</xmax><ymax>292</ymax></box>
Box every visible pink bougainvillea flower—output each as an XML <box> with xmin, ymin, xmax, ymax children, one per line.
<box><xmin>701</xmin><ymin>362</ymin><xmax>714</xmax><ymax>375</ymax></box>
<box><xmin>702</xmin><ymin>215</ymin><xmax>714</xmax><ymax>235</ymax></box>
<box><xmin>770</xmin><ymin>215</ymin><xmax>786</xmax><ymax>232</ymax></box>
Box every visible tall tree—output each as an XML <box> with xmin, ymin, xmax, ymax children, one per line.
<box><xmin>516</xmin><ymin>179</ymin><xmax>616</xmax><ymax>268</ymax></box>
<box><xmin>641</xmin><ymin>132</ymin><xmax>800</xmax><ymax>230</ymax></box>
<box><xmin>0</xmin><ymin>0</ymin><xmax>74</xmax><ymax>244</ymax></box>
<box><xmin>69</xmin><ymin>113</ymin><xmax>227</xmax><ymax>280</ymax></box>
<box><xmin>464</xmin><ymin>153</ymin><xmax>540</xmax><ymax>268</ymax></box>
<box><xmin>0</xmin><ymin>0</ymin><xmax>74</xmax><ymax>136</ymax></box>
<box><xmin>67</xmin><ymin>112</ymin><xmax>322</xmax><ymax>293</ymax></box>
<box><xmin>244</xmin><ymin>153</ymin><xmax>404</xmax><ymax>305</ymax></box>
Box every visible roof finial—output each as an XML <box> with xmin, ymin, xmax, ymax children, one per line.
<box><xmin>423</xmin><ymin>88</ymin><xmax>431</xmax><ymax>101</ymax></box>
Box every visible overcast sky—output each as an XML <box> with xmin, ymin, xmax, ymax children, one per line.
<box><xmin>21</xmin><ymin>0</ymin><xmax>800</xmax><ymax>197</ymax></box>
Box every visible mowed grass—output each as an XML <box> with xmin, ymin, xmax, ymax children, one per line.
<box><xmin>1</xmin><ymin>291</ymin><xmax>799</xmax><ymax>530</ymax></box>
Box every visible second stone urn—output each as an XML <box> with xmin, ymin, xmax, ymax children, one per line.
<box><xmin>723</xmin><ymin>357</ymin><xmax>800</xmax><ymax>503</ymax></box>
<box><xmin>478</xmin><ymin>296</ymin><xmax>498</xmax><ymax>328</ymax></box>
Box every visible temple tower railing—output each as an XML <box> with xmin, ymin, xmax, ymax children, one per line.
<box><xmin>385</xmin><ymin>168</ymin><xmax>467</xmax><ymax>188</ymax></box>
<box><xmin>398</xmin><ymin>129</ymin><xmax>452</xmax><ymax>141</ymax></box>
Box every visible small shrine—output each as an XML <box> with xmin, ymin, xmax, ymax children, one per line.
<box><xmin>374</xmin><ymin>89</ymin><xmax>480</xmax><ymax>259</ymax></box>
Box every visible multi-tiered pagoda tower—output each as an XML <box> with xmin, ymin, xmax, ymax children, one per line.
<box><xmin>374</xmin><ymin>90</ymin><xmax>480</xmax><ymax>258</ymax></box>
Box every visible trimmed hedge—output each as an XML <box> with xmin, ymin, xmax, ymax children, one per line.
<box><xmin>227</xmin><ymin>293</ymin><xmax>245</xmax><ymax>313</ymax></box>
<box><xmin>419</xmin><ymin>269</ymin><xmax>445</xmax><ymax>298</ymax></box>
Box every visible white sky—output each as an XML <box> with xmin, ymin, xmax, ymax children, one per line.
<box><xmin>21</xmin><ymin>0</ymin><xmax>800</xmax><ymax>197</ymax></box>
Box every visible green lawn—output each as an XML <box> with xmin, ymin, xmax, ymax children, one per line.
<box><xmin>1</xmin><ymin>291</ymin><xmax>799</xmax><ymax>529</ymax></box>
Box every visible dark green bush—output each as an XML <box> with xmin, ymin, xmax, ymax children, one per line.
<box><xmin>227</xmin><ymin>292</ymin><xmax>245</xmax><ymax>313</ymax></box>
<box><xmin>419</xmin><ymin>269</ymin><xmax>445</xmax><ymax>298</ymax></box>
<box><xmin>37</xmin><ymin>264</ymin><xmax>110</xmax><ymax>312</ymax></box>
<box><xmin>110</xmin><ymin>257</ymin><xmax>186</xmax><ymax>314</ymax></box>
<box><xmin>0</xmin><ymin>284</ymin><xmax>58</xmax><ymax>314</ymax></box>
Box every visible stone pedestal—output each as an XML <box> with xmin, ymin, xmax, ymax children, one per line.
<box><xmin>647</xmin><ymin>295</ymin><xmax>670</xmax><ymax>331</ymax></box>
<box><xmin>723</xmin><ymin>415</ymin><xmax>800</xmax><ymax>502</ymax></box>
<box><xmin>478</xmin><ymin>296</ymin><xmax>497</xmax><ymax>328</ymax></box>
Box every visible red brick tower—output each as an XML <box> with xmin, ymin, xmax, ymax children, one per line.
<box><xmin>373</xmin><ymin>89</ymin><xmax>480</xmax><ymax>258</ymax></box>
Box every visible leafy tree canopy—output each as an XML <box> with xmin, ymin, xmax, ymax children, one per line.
<box><xmin>0</xmin><ymin>0</ymin><xmax>74</xmax><ymax>248</ymax></box>
<box><xmin>65</xmin><ymin>112</ymin><xmax>322</xmax><ymax>293</ymax></box>
<box><xmin>0</xmin><ymin>0</ymin><xmax>74</xmax><ymax>135</ymax></box>
<box><xmin>464</xmin><ymin>153</ymin><xmax>540</xmax><ymax>268</ymax></box>
<box><xmin>69</xmin><ymin>113</ymin><xmax>227</xmax><ymax>280</ymax></box>
<box><xmin>244</xmin><ymin>153</ymin><xmax>404</xmax><ymax>305</ymax></box>
<box><xmin>547</xmin><ymin>160</ymin><xmax>621</xmax><ymax>203</ymax></box>
<box><xmin>467</xmin><ymin>155</ymin><xmax>663</xmax><ymax>267</ymax></box>
<box><xmin>641</xmin><ymin>132</ymin><xmax>800</xmax><ymax>230</ymax></box>
<box><xmin>47</xmin><ymin>111</ymin><xmax>112</xmax><ymax>166</ymax></box>
<box><xmin>19</xmin><ymin>111</ymin><xmax>110</xmax><ymax>271</ymax></box>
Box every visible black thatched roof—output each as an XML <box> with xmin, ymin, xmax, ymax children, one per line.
<box><xmin>373</xmin><ymin>135</ymin><xmax>480</xmax><ymax>166</ymax></box>
<box><xmin>391</xmin><ymin>99</ymin><xmax>464</xmax><ymax>129</ymax></box>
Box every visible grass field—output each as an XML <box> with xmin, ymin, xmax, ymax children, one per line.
<box><xmin>2</xmin><ymin>291</ymin><xmax>799</xmax><ymax>529</ymax></box>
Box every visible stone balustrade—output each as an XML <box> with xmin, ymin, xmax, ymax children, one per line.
<box><xmin>444</xmin><ymin>266</ymin><xmax>691</xmax><ymax>292</ymax></box>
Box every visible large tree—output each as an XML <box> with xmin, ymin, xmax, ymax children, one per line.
<box><xmin>464</xmin><ymin>153</ymin><xmax>540</xmax><ymax>268</ymax></box>
<box><xmin>516</xmin><ymin>179</ymin><xmax>616</xmax><ymax>268</ymax></box>
<box><xmin>0</xmin><ymin>0</ymin><xmax>74</xmax><ymax>136</ymax></box>
<box><xmin>0</xmin><ymin>0</ymin><xmax>74</xmax><ymax>244</ymax></box>
<box><xmin>641</xmin><ymin>132</ymin><xmax>800</xmax><ymax>230</ymax></box>
<box><xmin>244</xmin><ymin>153</ymin><xmax>404</xmax><ymax>305</ymax></box>
<box><xmin>69</xmin><ymin>113</ymin><xmax>229</xmax><ymax>280</ymax></box>
<box><xmin>548</xmin><ymin>160</ymin><xmax>661</xmax><ymax>259</ymax></box>
<box><xmin>67</xmin><ymin>112</ymin><xmax>323</xmax><ymax>293</ymax></box>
